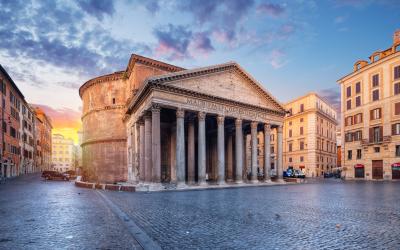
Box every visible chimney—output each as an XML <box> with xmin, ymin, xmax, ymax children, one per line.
<box><xmin>394</xmin><ymin>29</ymin><xmax>400</xmax><ymax>44</ymax></box>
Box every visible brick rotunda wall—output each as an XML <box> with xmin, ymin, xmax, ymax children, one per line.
<box><xmin>80</xmin><ymin>72</ymin><xmax>128</xmax><ymax>183</ymax></box>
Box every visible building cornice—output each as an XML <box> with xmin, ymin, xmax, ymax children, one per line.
<box><xmin>81</xmin><ymin>138</ymin><xmax>127</xmax><ymax>147</ymax></box>
<box><xmin>125</xmin><ymin>54</ymin><xmax>184</xmax><ymax>78</ymax></box>
<box><xmin>79</xmin><ymin>71</ymin><xmax>125</xmax><ymax>98</ymax></box>
<box><xmin>126</xmin><ymin>62</ymin><xmax>286</xmax><ymax>115</ymax></box>
<box><xmin>337</xmin><ymin>50</ymin><xmax>400</xmax><ymax>83</ymax></box>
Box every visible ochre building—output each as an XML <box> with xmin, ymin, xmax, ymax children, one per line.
<box><xmin>338</xmin><ymin>30</ymin><xmax>400</xmax><ymax>180</ymax></box>
<box><xmin>283</xmin><ymin>93</ymin><xmax>338</xmax><ymax>177</ymax></box>
<box><xmin>80</xmin><ymin>55</ymin><xmax>286</xmax><ymax>185</ymax></box>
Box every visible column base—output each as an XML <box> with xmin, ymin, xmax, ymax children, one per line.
<box><xmin>176</xmin><ymin>182</ymin><xmax>188</xmax><ymax>189</ymax></box>
<box><xmin>263</xmin><ymin>178</ymin><xmax>273</xmax><ymax>183</ymax></box>
<box><xmin>198</xmin><ymin>181</ymin><xmax>208</xmax><ymax>186</ymax></box>
<box><xmin>274</xmin><ymin>178</ymin><xmax>285</xmax><ymax>183</ymax></box>
<box><xmin>235</xmin><ymin>179</ymin><xmax>244</xmax><ymax>184</ymax></box>
<box><xmin>249</xmin><ymin>179</ymin><xmax>259</xmax><ymax>184</ymax></box>
<box><xmin>217</xmin><ymin>181</ymin><xmax>226</xmax><ymax>186</ymax></box>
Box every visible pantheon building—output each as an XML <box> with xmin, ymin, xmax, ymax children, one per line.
<box><xmin>80</xmin><ymin>54</ymin><xmax>286</xmax><ymax>187</ymax></box>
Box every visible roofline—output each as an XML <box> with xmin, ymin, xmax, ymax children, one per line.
<box><xmin>284</xmin><ymin>91</ymin><xmax>338</xmax><ymax>113</ymax></box>
<box><xmin>337</xmin><ymin>49</ymin><xmax>400</xmax><ymax>83</ymax></box>
<box><xmin>79</xmin><ymin>71</ymin><xmax>125</xmax><ymax>98</ymax></box>
<box><xmin>127</xmin><ymin>61</ymin><xmax>286</xmax><ymax>114</ymax></box>
<box><xmin>125</xmin><ymin>54</ymin><xmax>185</xmax><ymax>78</ymax></box>
<box><xmin>0</xmin><ymin>64</ymin><xmax>25</xmax><ymax>99</ymax></box>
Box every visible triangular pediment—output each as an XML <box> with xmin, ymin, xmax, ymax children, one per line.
<box><xmin>147</xmin><ymin>63</ymin><xmax>285</xmax><ymax>112</ymax></box>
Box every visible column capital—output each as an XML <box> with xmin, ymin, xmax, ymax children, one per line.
<box><xmin>143</xmin><ymin>112</ymin><xmax>152</xmax><ymax>120</ymax></box>
<box><xmin>137</xmin><ymin>119</ymin><xmax>145</xmax><ymax>126</ymax></box>
<box><xmin>198</xmin><ymin>111</ymin><xmax>206</xmax><ymax>121</ymax></box>
<box><xmin>250</xmin><ymin>121</ymin><xmax>258</xmax><ymax>129</ymax></box>
<box><xmin>264</xmin><ymin>123</ymin><xmax>271</xmax><ymax>132</ymax></box>
<box><xmin>277</xmin><ymin>125</ymin><xmax>283</xmax><ymax>133</ymax></box>
<box><xmin>151</xmin><ymin>103</ymin><xmax>161</xmax><ymax>113</ymax></box>
<box><xmin>235</xmin><ymin>118</ymin><xmax>242</xmax><ymax>127</ymax></box>
<box><xmin>217</xmin><ymin>115</ymin><xmax>225</xmax><ymax>125</ymax></box>
<box><xmin>176</xmin><ymin>108</ymin><xmax>185</xmax><ymax>118</ymax></box>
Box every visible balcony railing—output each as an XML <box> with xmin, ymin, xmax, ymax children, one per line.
<box><xmin>360</xmin><ymin>136</ymin><xmax>391</xmax><ymax>146</ymax></box>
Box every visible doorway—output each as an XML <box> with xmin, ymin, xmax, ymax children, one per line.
<box><xmin>372</xmin><ymin>160</ymin><xmax>383</xmax><ymax>179</ymax></box>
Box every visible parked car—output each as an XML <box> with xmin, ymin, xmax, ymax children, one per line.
<box><xmin>41</xmin><ymin>171</ymin><xmax>69</xmax><ymax>181</ymax></box>
<box><xmin>293</xmin><ymin>170</ymin><xmax>305</xmax><ymax>178</ymax></box>
<box><xmin>324</xmin><ymin>172</ymin><xmax>334</xmax><ymax>178</ymax></box>
<box><xmin>283</xmin><ymin>168</ymin><xmax>294</xmax><ymax>178</ymax></box>
<box><xmin>63</xmin><ymin>170</ymin><xmax>77</xmax><ymax>179</ymax></box>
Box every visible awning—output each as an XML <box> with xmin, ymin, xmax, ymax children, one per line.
<box><xmin>392</xmin><ymin>163</ymin><xmax>400</xmax><ymax>170</ymax></box>
<box><xmin>354</xmin><ymin>164</ymin><xmax>364</xmax><ymax>168</ymax></box>
<box><xmin>299</xmin><ymin>166</ymin><xmax>305</xmax><ymax>169</ymax></box>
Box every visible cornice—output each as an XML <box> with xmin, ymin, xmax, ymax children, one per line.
<box><xmin>81</xmin><ymin>138</ymin><xmax>127</xmax><ymax>147</ymax></box>
<box><xmin>81</xmin><ymin>105</ymin><xmax>125</xmax><ymax>120</ymax></box>
<box><xmin>125</xmin><ymin>54</ymin><xmax>185</xmax><ymax>78</ymax></box>
<box><xmin>79</xmin><ymin>71</ymin><xmax>125</xmax><ymax>98</ymax></box>
<box><xmin>127</xmin><ymin>82</ymin><xmax>286</xmax><ymax>118</ymax></box>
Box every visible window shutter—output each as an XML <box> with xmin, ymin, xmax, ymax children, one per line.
<box><xmin>379</xmin><ymin>108</ymin><xmax>382</xmax><ymax>119</ymax></box>
<box><xmin>345</xmin><ymin>118</ymin><xmax>348</xmax><ymax>126</ymax></box>
<box><xmin>379</xmin><ymin>126</ymin><xmax>383</xmax><ymax>141</ymax></box>
<box><xmin>360</xmin><ymin>113</ymin><xmax>363</xmax><ymax>122</ymax></box>
<box><xmin>395</xmin><ymin>103</ymin><xmax>400</xmax><ymax>115</ymax></box>
<box><xmin>370</xmin><ymin>110</ymin><xmax>373</xmax><ymax>120</ymax></box>
<box><xmin>393</xmin><ymin>124</ymin><xmax>396</xmax><ymax>135</ymax></box>
<box><xmin>369</xmin><ymin>128</ymin><xmax>373</xmax><ymax>143</ymax></box>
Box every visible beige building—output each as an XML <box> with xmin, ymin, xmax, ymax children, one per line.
<box><xmin>80</xmin><ymin>54</ymin><xmax>286</xmax><ymax>186</ymax></box>
<box><xmin>338</xmin><ymin>30</ymin><xmax>400</xmax><ymax>180</ymax></box>
<box><xmin>52</xmin><ymin>134</ymin><xmax>75</xmax><ymax>172</ymax></box>
<box><xmin>283</xmin><ymin>93</ymin><xmax>338</xmax><ymax>177</ymax></box>
<box><xmin>33</xmin><ymin>106</ymin><xmax>52</xmax><ymax>171</ymax></box>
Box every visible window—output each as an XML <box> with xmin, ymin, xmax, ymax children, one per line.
<box><xmin>299</xmin><ymin>104</ymin><xmax>304</xmax><ymax>113</ymax></box>
<box><xmin>300</xmin><ymin>156</ymin><xmax>304</xmax><ymax>162</ymax></box>
<box><xmin>372</xmin><ymin>89</ymin><xmax>379</xmax><ymax>101</ymax></box>
<box><xmin>395</xmin><ymin>65</ymin><xmax>400</xmax><ymax>80</ymax></box>
<box><xmin>300</xmin><ymin>127</ymin><xmax>303</xmax><ymax>135</ymax></box>
<box><xmin>347</xmin><ymin>100</ymin><xmax>351</xmax><ymax>110</ymax></box>
<box><xmin>10</xmin><ymin>127</ymin><xmax>16</xmax><ymax>138</ymax></box>
<box><xmin>395</xmin><ymin>102</ymin><xmax>400</xmax><ymax>115</ymax></box>
<box><xmin>354</xmin><ymin>113</ymin><xmax>363</xmax><ymax>124</ymax></box>
<box><xmin>270</xmin><ymin>146</ymin><xmax>274</xmax><ymax>154</ymax></box>
<box><xmin>371</xmin><ymin>126</ymin><xmax>382</xmax><ymax>143</ymax></box>
<box><xmin>355</xmin><ymin>82</ymin><xmax>361</xmax><ymax>94</ymax></box>
<box><xmin>345</xmin><ymin>132</ymin><xmax>353</xmax><ymax>142</ymax></box>
<box><xmin>355</xmin><ymin>96</ymin><xmax>361</xmax><ymax>107</ymax></box>
<box><xmin>346</xmin><ymin>86</ymin><xmax>351</xmax><ymax>97</ymax></box>
<box><xmin>357</xmin><ymin>149</ymin><xmax>362</xmax><ymax>159</ymax></box>
<box><xmin>289</xmin><ymin>157</ymin><xmax>292</xmax><ymax>162</ymax></box>
<box><xmin>112</xmin><ymin>98</ymin><xmax>115</xmax><ymax>104</ymax></box>
<box><xmin>300</xmin><ymin>118</ymin><xmax>304</xmax><ymax>122</ymax></box>
<box><xmin>345</xmin><ymin>116</ymin><xmax>353</xmax><ymax>126</ymax></box>
<box><xmin>394</xmin><ymin>83</ymin><xmax>400</xmax><ymax>95</ymax></box>
<box><xmin>374</xmin><ymin>147</ymin><xmax>380</xmax><ymax>153</ymax></box>
<box><xmin>300</xmin><ymin>141</ymin><xmax>304</xmax><ymax>150</ymax></box>
<box><xmin>354</xmin><ymin>131</ymin><xmax>362</xmax><ymax>141</ymax></box>
<box><xmin>392</xmin><ymin>123</ymin><xmax>400</xmax><ymax>135</ymax></box>
<box><xmin>372</xmin><ymin>74</ymin><xmax>379</xmax><ymax>87</ymax></box>
<box><xmin>370</xmin><ymin>108</ymin><xmax>381</xmax><ymax>120</ymax></box>
<box><xmin>396</xmin><ymin>145</ymin><xmax>400</xmax><ymax>157</ymax></box>
<box><xmin>288</xmin><ymin>143</ymin><xmax>292</xmax><ymax>152</ymax></box>
<box><xmin>288</xmin><ymin>108</ymin><xmax>292</xmax><ymax>116</ymax></box>
<box><xmin>289</xmin><ymin>129</ymin><xmax>292</xmax><ymax>137</ymax></box>
<box><xmin>347</xmin><ymin>150</ymin><xmax>352</xmax><ymax>160</ymax></box>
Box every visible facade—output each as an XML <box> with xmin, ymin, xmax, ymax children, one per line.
<box><xmin>336</xmin><ymin>130</ymin><xmax>342</xmax><ymax>171</ymax></box>
<box><xmin>52</xmin><ymin>134</ymin><xmax>75</xmax><ymax>172</ymax></box>
<box><xmin>80</xmin><ymin>54</ymin><xmax>286</xmax><ymax>185</ymax></box>
<box><xmin>19</xmin><ymin>103</ymin><xmax>36</xmax><ymax>174</ymax></box>
<box><xmin>338</xmin><ymin>30</ymin><xmax>400</xmax><ymax>180</ymax></box>
<box><xmin>0</xmin><ymin>65</ymin><xmax>24</xmax><ymax>178</ymax></box>
<box><xmin>283</xmin><ymin>93</ymin><xmax>338</xmax><ymax>177</ymax></box>
<box><xmin>33</xmin><ymin>106</ymin><xmax>53</xmax><ymax>171</ymax></box>
<box><xmin>76</xmin><ymin>129</ymin><xmax>83</xmax><ymax>174</ymax></box>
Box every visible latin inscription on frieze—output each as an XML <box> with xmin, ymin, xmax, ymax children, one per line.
<box><xmin>186</xmin><ymin>98</ymin><xmax>269</xmax><ymax>120</ymax></box>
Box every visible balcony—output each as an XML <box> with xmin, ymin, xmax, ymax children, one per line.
<box><xmin>360</xmin><ymin>136</ymin><xmax>391</xmax><ymax>146</ymax></box>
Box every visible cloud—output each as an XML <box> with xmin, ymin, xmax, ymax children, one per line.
<box><xmin>176</xmin><ymin>0</ymin><xmax>255</xmax><ymax>43</ymax></box>
<box><xmin>190</xmin><ymin>32</ymin><xmax>215</xmax><ymax>55</ymax></box>
<box><xmin>144</xmin><ymin>0</ymin><xmax>160</xmax><ymax>13</ymax></box>
<box><xmin>0</xmin><ymin>0</ymin><xmax>150</xmax><ymax>89</ymax></box>
<box><xmin>268</xmin><ymin>49</ymin><xmax>287</xmax><ymax>69</ymax></box>
<box><xmin>257</xmin><ymin>3</ymin><xmax>285</xmax><ymax>17</ymax></box>
<box><xmin>31</xmin><ymin>104</ymin><xmax>81</xmax><ymax>129</ymax></box>
<box><xmin>153</xmin><ymin>24</ymin><xmax>193</xmax><ymax>60</ymax></box>
<box><xmin>334</xmin><ymin>15</ymin><xmax>347</xmax><ymax>24</ymax></box>
<box><xmin>317</xmin><ymin>87</ymin><xmax>341</xmax><ymax>112</ymax></box>
<box><xmin>77</xmin><ymin>0</ymin><xmax>115</xmax><ymax>20</ymax></box>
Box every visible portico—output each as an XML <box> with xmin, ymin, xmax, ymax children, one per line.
<box><xmin>125</xmin><ymin>62</ymin><xmax>285</xmax><ymax>188</ymax></box>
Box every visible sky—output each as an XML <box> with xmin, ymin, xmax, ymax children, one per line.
<box><xmin>0</xmin><ymin>0</ymin><xmax>399</xmax><ymax>144</ymax></box>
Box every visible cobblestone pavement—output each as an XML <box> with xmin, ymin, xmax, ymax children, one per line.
<box><xmin>1</xmin><ymin>175</ymin><xmax>400</xmax><ymax>249</ymax></box>
<box><xmin>0</xmin><ymin>174</ymin><xmax>141</xmax><ymax>250</ymax></box>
